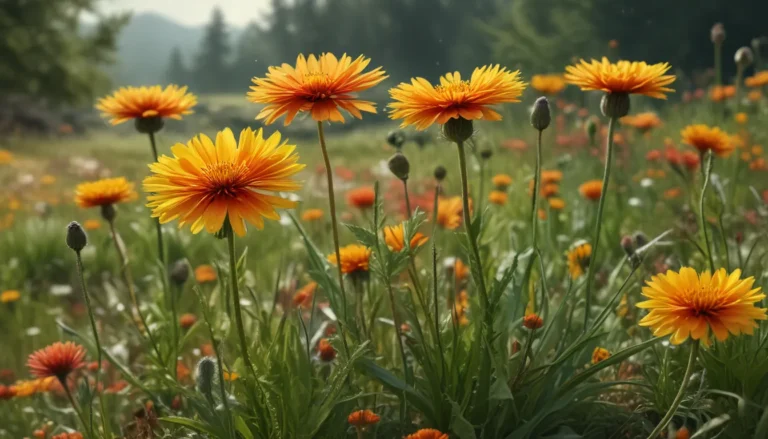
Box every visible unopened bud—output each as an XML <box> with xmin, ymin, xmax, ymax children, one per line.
<box><xmin>711</xmin><ymin>23</ymin><xmax>725</xmax><ymax>45</ymax></box>
<box><xmin>634</xmin><ymin>231</ymin><xmax>648</xmax><ymax>248</ymax></box>
<box><xmin>386</xmin><ymin>130</ymin><xmax>406</xmax><ymax>149</ymax></box>
<box><xmin>134</xmin><ymin>116</ymin><xmax>164</xmax><ymax>135</ymax></box>
<box><xmin>170</xmin><ymin>260</ymin><xmax>190</xmax><ymax>286</ymax></box>
<box><xmin>620</xmin><ymin>235</ymin><xmax>635</xmax><ymax>257</ymax></box>
<box><xmin>66</xmin><ymin>221</ymin><xmax>88</xmax><ymax>252</ymax></box>
<box><xmin>480</xmin><ymin>149</ymin><xmax>493</xmax><ymax>160</ymax></box>
<box><xmin>735</xmin><ymin>47</ymin><xmax>754</xmax><ymax>68</ymax></box>
<box><xmin>196</xmin><ymin>357</ymin><xmax>217</xmax><ymax>398</ymax></box>
<box><xmin>585</xmin><ymin>117</ymin><xmax>598</xmax><ymax>144</ymax></box>
<box><xmin>434</xmin><ymin>165</ymin><xmax>447</xmax><ymax>182</ymax></box>
<box><xmin>442</xmin><ymin>117</ymin><xmax>474</xmax><ymax>144</ymax></box>
<box><xmin>100</xmin><ymin>204</ymin><xmax>116</xmax><ymax>222</ymax></box>
<box><xmin>530</xmin><ymin>97</ymin><xmax>551</xmax><ymax>131</ymax></box>
<box><xmin>600</xmin><ymin>93</ymin><xmax>630</xmax><ymax>118</ymax></box>
<box><xmin>387</xmin><ymin>152</ymin><xmax>410</xmax><ymax>181</ymax></box>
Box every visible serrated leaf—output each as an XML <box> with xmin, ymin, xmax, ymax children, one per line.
<box><xmin>345</xmin><ymin>223</ymin><xmax>378</xmax><ymax>247</ymax></box>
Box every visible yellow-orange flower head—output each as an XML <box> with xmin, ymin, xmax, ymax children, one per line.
<box><xmin>327</xmin><ymin>244</ymin><xmax>371</xmax><ymax>275</ymax></box>
<box><xmin>247</xmin><ymin>53</ymin><xmax>387</xmax><ymax>125</ymax></box>
<box><xmin>436</xmin><ymin>196</ymin><xmax>472</xmax><ymax>230</ymax></box>
<box><xmin>383</xmin><ymin>223</ymin><xmax>428</xmax><ymax>252</ymax></box>
<box><xmin>745</xmin><ymin>70</ymin><xmax>768</xmax><ymax>88</ymax></box>
<box><xmin>75</xmin><ymin>177</ymin><xmax>138</xmax><ymax>208</ymax></box>
<box><xmin>388</xmin><ymin>65</ymin><xmax>527</xmax><ymax>130</ymax></box>
<box><xmin>567</xmin><ymin>241</ymin><xmax>592</xmax><ymax>279</ymax></box>
<box><xmin>681</xmin><ymin>124</ymin><xmax>733</xmax><ymax>157</ymax></box>
<box><xmin>579</xmin><ymin>180</ymin><xmax>603</xmax><ymax>201</ymax></box>
<box><xmin>564</xmin><ymin>58</ymin><xmax>675</xmax><ymax>99</ymax></box>
<box><xmin>620</xmin><ymin>112</ymin><xmax>662</xmax><ymax>131</ymax></box>
<box><xmin>530</xmin><ymin>74</ymin><xmax>567</xmax><ymax>95</ymax></box>
<box><xmin>637</xmin><ymin>268</ymin><xmax>766</xmax><ymax>347</ymax></box>
<box><xmin>143</xmin><ymin>127</ymin><xmax>304</xmax><ymax>237</ymax></box>
<box><xmin>96</xmin><ymin>85</ymin><xmax>197</xmax><ymax>125</ymax></box>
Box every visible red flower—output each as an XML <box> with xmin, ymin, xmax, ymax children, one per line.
<box><xmin>681</xmin><ymin>151</ymin><xmax>700</xmax><ymax>170</ymax></box>
<box><xmin>405</xmin><ymin>429</ymin><xmax>449</xmax><ymax>439</ymax></box>
<box><xmin>179</xmin><ymin>313</ymin><xmax>197</xmax><ymax>329</ymax></box>
<box><xmin>317</xmin><ymin>338</ymin><xmax>337</xmax><ymax>362</ymax></box>
<box><xmin>348</xmin><ymin>409</ymin><xmax>381</xmax><ymax>428</ymax></box>
<box><xmin>0</xmin><ymin>385</ymin><xmax>16</xmax><ymax>400</ymax></box>
<box><xmin>27</xmin><ymin>342</ymin><xmax>86</xmax><ymax>381</ymax></box>
<box><xmin>346</xmin><ymin>186</ymin><xmax>376</xmax><ymax>209</ymax></box>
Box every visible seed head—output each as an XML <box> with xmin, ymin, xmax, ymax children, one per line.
<box><xmin>735</xmin><ymin>47</ymin><xmax>754</xmax><ymax>68</ymax></box>
<box><xmin>196</xmin><ymin>357</ymin><xmax>217</xmax><ymax>397</ymax></box>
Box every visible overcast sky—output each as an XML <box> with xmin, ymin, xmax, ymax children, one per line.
<box><xmin>99</xmin><ymin>0</ymin><xmax>271</xmax><ymax>26</ymax></box>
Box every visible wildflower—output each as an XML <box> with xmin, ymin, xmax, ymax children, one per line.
<box><xmin>745</xmin><ymin>70</ymin><xmax>768</xmax><ymax>88</ymax></box>
<box><xmin>74</xmin><ymin>177</ymin><xmax>137</xmax><ymax>209</ymax></box>
<box><xmin>735</xmin><ymin>47</ymin><xmax>754</xmax><ymax>68</ymax></box>
<box><xmin>488</xmin><ymin>190</ymin><xmax>508</xmax><ymax>205</ymax></box>
<box><xmin>293</xmin><ymin>282</ymin><xmax>317</xmax><ymax>308</ymax></box>
<box><xmin>637</xmin><ymin>268</ymin><xmax>766</xmax><ymax>347</ymax></box>
<box><xmin>83</xmin><ymin>219</ymin><xmax>101</xmax><ymax>231</ymax></box>
<box><xmin>541</xmin><ymin>183</ymin><xmax>559</xmax><ymax>198</ymax></box>
<box><xmin>143</xmin><ymin>127</ymin><xmax>304</xmax><ymax>236</ymax></box>
<box><xmin>735</xmin><ymin>112</ymin><xmax>748</xmax><ymax>124</ymax></box>
<box><xmin>579</xmin><ymin>180</ymin><xmax>603</xmax><ymax>201</ymax></box>
<box><xmin>676</xmin><ymin>426</ymin><xmax>690</xmax><ymax>439</ymax></box>
<box><xmin>301</xmin><ymin>208</ymin><xmax>324</xmax><ymax>222</ymax></box>
<box><xmin>681</xmin><ymin>151</ymin><xmax>700</xmax><ymax>170</ymax></box>
<box><xmin>405</xmin><ymin>429</ymin><xmax>449</xmax><ymax>439</ymax></box>
<box><xmin>591</xmin><ymin>347</ymin><xmax>611</xmax><ymax>364</ymax></box>
<box><xmin>492</xmin><ymin>173</ymin><xmax>513</xmax><ymax>189</ymax></box>
<box><xmin>0</xmin><ymin>385</ymin><xmax>15</xmax><ymax>400</ymax></box>
<box><xmin>681</xmin><ymin>124</ymin><xmax>733</xmax><ymax>157</ymax></box>
<box><xmin>541</xmin><ymin>170</ymin><xmax>563</xmax><ymax>183</ymax></box>
<box><xmin>383</xmin><ymin>223</ymin><xmax>428</xmax><ymax>252</ymax></box>
<box><xmin>1</xmin><ymin>290</ymin><xmax>20</xmax><ymax>303</ymax></box>
<box><xmin>347</xmin><ymin>409</ymin><xmax>381</xmax><ymax>428</ymax></box>
<box><xmin>664</xmin><ymin>188</ymin><xmax>682</xmax><ymax>199</ymax></box>
<box><xmin>317</xmin><ymin>338</ymin><xmax>337</xmax><ymax>362</ymax></box>
<box><xmin>0</xmin><ymin>149</ymin><xmax>12</xmax><ymax>165</ymax></box>
<box><xmin>247</xmin><ymin>54</ymin><xmax>387</xmax><ymax>125</ymax></box>
<box><xmin>531</xmin><ymin>74</ymin><xmax>567</xmax><ymax>95</ymax></box>
<box><xmin>195</xmin><ymin>265</ymin><xmax>217</xmax><ymax>283</ymax></box>
<box><xmin>454</xmin><ymin>259</ymin><xmax>470</xmax><ymax>283</ymax></box>
<box><xmin>40</xmin><ymin>175</ymin><xmax>56</xmax><ymax>185</ymax></box>
<box><xmin>327</xmin><ymin>244</ymin><xmax>371</xmax><ymax>275</ymax></box>
<box><xmin>567</xmin><ymin>241</ymin><xmax>592</xmax><ymax>279</ymax></box>
<box><xmin>96</xmin><ymin>85</ymin><xmax>196</xmax><ymax>128</ymax></box>
<box><xmin>549</xmin><ymin>198</ymin><xmax>565</xmax><ymax>210</ymax></box>
<box><xmin>620</xmin><ymin>112</ymin><xmax>662</xmax><ymax>131</ymax></box>
<box><xmin>179</xmin><ymin>313</ymin><xmax>197</xmax><ymax>329</ymax></box>
<box><xmin>51</xmin><ymin>433</ymin><xmax>84</xmax><ymax>439</ymax></box>
<box><xmin>748</xmin><ymin>90</ymin><xmax>762</xmax><ymax>102</ymax></box>
<box><xmin>436</xmin><ymin>196</ymin><xmax>471</xmax><ymax>230</ymax></box>
<box><xmin>752</xmin><ymin>145</ymin><xmax>763</xmax><ymax>156</ymax></box>
<box><xmin>646</xmin><ymin>150</ymin><xmax>662</xmax><ymax>161</ymax></box>
<box><xmin>223</xmin><ymin>371</ymin><xmax>239</xmax><ymax>381</ymax></box>
<box><xmin>388</xmin><ymin>65</ymin><xmax>527</xmax><ymax>130</ymax></box>
<box><xmin>502</xmin><ymin>138</ymin><xmax>528</xmax><ymax>151</ymax></box>
<box><xmin>523</xmin><ymin>313</ymin><xmax>544</xmax><ymax>330</ymax></box>
<box><xmin>709</xmin><ymin>85</ymin><xmax>736</xmax><ymax>102</ymax></box>
<box><xmin>27</xmin><ymin>342</ymin><xmax>86</xmax><ymax>381</ymax></box>
<box><xmin>346</xmin><ymin>186</ymin><xmax>376</xmax><ymax>209</ymax></box>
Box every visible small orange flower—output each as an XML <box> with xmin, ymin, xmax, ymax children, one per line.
<box><xmin>195</xmin><ymin>265</ymin><xmax>217</xmax><ymax>283</ymax></box>
<box><xmin>664</xmin><ymin>188</ymin><xmax>682</xmax><ymax>199</ymax></box>
<box><xmin>541</xmin><ymin>170</ymin><xmax>563</xmax><ymax>183</ymax></box>
<box><xmin>1</xmin><ymin>290</ymin><xmax>20</xmax><ymax>304</ymax></box>
<box><xmin>548</xmin><ymin>198</ymin><xmax>565</xmax><ymax>210</ymax></box>
<box><xmin>530</xmin><ymin>74</ymin><xmax>567</xmax><ymax>95</ymax></box>
<box><xmin>179</xmin><ymin>313</ymin><xmax>197</xmax><ymax>329</ymax></box>
<box><xmin>541</xmin><ymin>183</ymin><xmax>559</xmax><ymax>198</ymax></box>
<box><xmin>501</xmin><ymin>138</ymin><xmax>528</xmax><ymax>151</ymax></box>
<box><xmin>74</xmin><ymin>177</ymin><xmax>138</xmax><ymax>208</ymax></box>
<box><xmin>591</xmin><ymin>347</ymin><xmax>611</xmax><ymax>364</ymax></box>
<box><xmin>51</xmin><ymin>433</ymin><xmax>84</xmax><ymax>439</ymax></box>
<box><xmin>620</xmin><ymin>112</ymin><xmax>662</xmax><ymax>131</ymax></box>
<box><xmin>646</xmin><ymin>149</ymin><xmax>662</xmax><ymax>161</ymax></box>
<box><xmin>709</xmin><ymin>85</ymin><xmax>736</xmax><ymax>102</ymax></box>
<box><xmin>436</xmin><ymin>196</ymin><xmax>471</xmax><ymax>230</ymax></box>
<box><xmin>454</xmin><ymin>259</ymin><xmax>470</xmax><ymax>283</ymax></box>
<box><xmin>676</xmin><ymin>426</ymin><xmax>690</xmax><ymax>439</ymax></box>
<box><xmin>83</xmin><ymin>219</ymin><xmax>102</xmax><ymax>231</ymax></box>
<box><xmin>293</xmin><ymin>282</ymin><xmax>317</xmax><ymax>308</ymax></box>
<box><xmin>681</xmin><ymin>124</ymin><xmax>733</xmax><ymax>157</ymax></box>
<box><xmin>40</xmin><ymin>175</ymin><xmax>56</xmax><ymax>185</ymax></box>
<box><xmin>0</xmin><ymin>149</ymin><xmax>13</xmax><ymax>165</ymax></box>
<box><xmin>301</xmin><ymin>208</ymin><xmax>324</xmax><ymax>222</ymax></box>
<box><xmin>383</xmin><ymin>223</ymin><xmax>428</xmax><ymax>252</ymax></box>
<box><xmin>492</xmin><ymin>173</ymin><xmax>513</xmax><ymax>189</ymax></box>
<box><xmin>567</xmin><ymin>241</ymin><xmax>592</xmax><ymax>279</ymax></box>
<box><xmin>745</xmin><ymin>70</ymin><xmax>768</xmax><ymax>88</ymax></box>
<box><xmin>735</xmin><ymin>112</ymin><xmax>748</xmax><ymax>125</ymax></box>
<box><xmin>223</xmin><ymin>371</ymin><xmax>239</xmax><ymax>381</ymax></box>
<box><xmin>579</xmin><ymin>180</ymin><xmax>603</xmax><ymax>201</ymax></box>
<box><xmin>327</xmin><ymin>244</ymin><xmax>371</xmax><ymax>274</ymax></box>
<box><xmin>0</xmin><ymin>385</ymin><xmax>15</xmax><ymax>400</ymax></box>
<box><xmin>523</xmin><ymin>313</ymin><xmax>544</xmax><ymax>330</ymax></box>
<box><xmin>317</xmin><ymin>338</ymin><xmax>336</xmax><ymax>362</ymax></box>
<box><xmin>347</xmin><ymin>409</ymin><xmax>381</xmax><ymax>428</ymax></box>
<box><xmin>347</xmin><ymin>186</ymin><xmax>376</xmax><ymax>209</ymax></box>
<box><xmin>405</xmin><ymin>428</ymin><xmax>449</xmax><ymax>439</ymax></box>
<box><xmin>28</xmin><ymin>342</ymin><xmax>86</xmax><ymax>381</ymax></box>
<box><xmin>176</xmin><ymin>361</ymin><xmax>191</xmax><ymax>381</ymax></box>
<box><xmin>681</xmin><ymin>151</ymin><xmax>700</xmax><ymax>170</ymax></box>
<box><xmin>747</xmin><ymin>90</ymin><xmax>762</xmax><ymax>102</ymax></box>
<box><xmin>488</xmin><ymin>190</ymin><xmax>508</xmax><ymax>205</ymax></box>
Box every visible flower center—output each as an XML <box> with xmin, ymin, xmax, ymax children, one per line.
<box><xmin>436</xmin><ymin>80</ymin><xmax>471</xmax><ymax>95</ymax></box>
<box><xmin>302</xmin><ymin>72</ymin><xmax>334</xmax><ymax>100</ymax></box>
<box><xmin>684</xmin><ymin>285</ymin><xmax>724</xmax><ymax>317</ymax></box>
<box><xmin>201</xmin><ymin>162</ymin><xmax>249</xmax><ymax>198</ymax></box>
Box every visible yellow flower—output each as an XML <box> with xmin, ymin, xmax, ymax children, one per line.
<box><xmin>530</xmin><ymin>74</ymin><xmax>567</xmax><ymax>95</ymax></box>
<box><xmin>74</xmin><ymin>177</ymin><xmax>138</xmax><ymax>208</ymax></box>
<box><xmin>83</xmin><ymin>219</ymin><xmax>102</xmax><ymax>231</ymax></box>
<box><xmin>620</xmin><ymin>112</ymin><xmax>662</xmax><ymax>131</ymax></box>
<box><xmin>40</xmin><ymin>175</ymin><xmax>56</xmax><ymax>185</ymax></box>
<box><xmin>327</xmin><ymin>244</ymin><xmax>371</xmax><ymax>274</ymax></box>
<box><xmin>578</xmin><ymin>180</ymin><xmax>603</xmax><ymax>201</ymax></box>
<box><xmin>436</xmin><ymin>196</ymin><xmax>471</xmax><ymax>230</ymax></box>
<box><xmin>745</xmin><ymin>70</ymin><xmax>768</xmax><ymax>88</ymax></box>
<box><xmin>96</xmin><ymin>85</ymin><xmax>197</xmax><ymax>125</ymax></box>
<box><xmin>637</xmin><ymin>268</ymin><xmax>766</xmax><ymax>347</ymax></box>
<box><xmin>567</xmin><ymin>241</ymin><xmax>592</xmax><ymax>279</ymax></box>
<box><xmin>548</xmin><ymin>198</ymin><xmax>565</xmax><ymax>210</ymax></box>
<box><xmin>0</xmin><ymin>149</ymin><xmax>13</xmax><ymax>165</ymax></box>
<box><xmin>492</xmin><ymin>173</ymin><xmax>513</xmax><ymax>189</ymax></box>
<box><xmin>143</xmin><ymin>128</ymin><xmax>304</xmax><ymax>236</ymax></box>
<box><xmin>301</xmin><ymin>208</ymin><xmax>324</xmax><ymax>222</ymax></box>
<box><xmin>564</xmin><ymin>58</ymin><xmax>675</xmax><ymax>98</ymax></box>
<box><xmin>1</xmin><ymin>290</ymin><xmax>20</xmax><ymax>303</ymax></box>
<box><xmin>735</xmin><ymin>112</ymin><xmax>748</xmax><ymax>125</ymax></box>
<box><xmin>591</xmin><ymin>347</ymin><xmax>611</xmax><ymax>364</ymax></box>
<box><xmin>752</xmin><ymin>145</ymin><xmax>763</xmax><ymax>156</ymax></box>
<box><xmin>222</xmin><ymin>371</ymin><xmax>239</xmax><ymax>381</ymax></box>
<box><xmin>247</xmin><ymin>53</ymin><xmax>387</xmax><ymax>125</ymax></box>
<box><xmin>383</xmin><ymin>223</ymin><xmax>428</xmax><ymax>252</ymax></box>
<box><xmin>681</xmin><ymin>124</ymin><xmax>733</xmax><ymax>157</ymax></box>
<box><xmin>488</xmin><ymin>190</ymin><xmax>508</xmax><ymax>205</ymax></box>
<box><xmin>389</xmin><ymin>65</ymin><xmax>527</xmax><ymax>130</ymax></box>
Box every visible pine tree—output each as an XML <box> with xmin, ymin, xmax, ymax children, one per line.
<box><xmin>165</xmin><ymin>47</ymin><xmax>188</xmax><ymax>84</ymax></box>
<box><xmin>192</xmin><ymin>7</ymin><xmax>231</xmax><ymax>92</ymax></box>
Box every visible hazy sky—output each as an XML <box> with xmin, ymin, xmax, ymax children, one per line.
<box><xmin>99</xmin><ymin>0</ymin><xmax>271</xmax><ymax>26</ymax></box>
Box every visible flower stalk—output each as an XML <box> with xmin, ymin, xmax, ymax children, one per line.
<box><xmin>699</xmin><ymin>150</ymin><xmax>716</xmax><ymax>272</ymax></box>
<box><xmin>645</xmin><ymin>341</ymin><xmax>700</xmax><ymax>439</ymax></box>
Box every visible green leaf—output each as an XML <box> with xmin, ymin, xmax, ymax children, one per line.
<box><xmin>359</xmin><ymin>358</ymin><xmax>437</xmax><ymax>422</ymax></box>
<box><xmin>449</xmin><ymin>399</ymin><xmax>477</xmax><ymax>439</ymax></box>
<box><xmin>690</xmin><ymin>414</ymin><xmax>730</xmax><ymax>438</ymax></box>
<box><xmin>235</xmin><ymin>416</ymin><xmax>255</xmax><ymax>439</ymax></box>
<box><xmin>160</xmin><ymin>416</ymin><xmax>220</xmax><ymax>437</ymax></box>
<box><xmin>345</xmin><ymin>223</ymin><xmax>377</xmax><ymax>247</ymax></box>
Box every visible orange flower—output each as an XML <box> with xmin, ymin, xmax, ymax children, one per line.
<box><xmin>620</xmin><ymin>112</ymin><xmax>662</xmax><ymax>131</ymax></box>
<box><xmin>501</xmin><ymin>138</ymin><xmax>528</xmax><ymax>151</ymax></box>
<box><xmin>436</xmin><ymin>196</ymin><xmax>471</xmax><ymax>230</ymax></box>
<box><xmin>389</xmin><ymin>65</ymin><xmax>527</xmax><ymax>129</ymax></box>
<box><xmin>383</xmin><ymin>223</ymin><xmax>428</xmax><ymax>252</ymax></box>
<box><xmin>564</xmin><ymin>58</ymin><xmax>675</xmax><ymax>98</ymax></box>
<box><xmin>541</xmin><ymin>183</ymin><xmax>559</xmax><ymax>198</ymax></box>
<box><xmin>301</xmin><ymin>208</ymin><xmax>324</xmax><ymax>222</ymax></box>
<box><xmin>591</xmin><ymin>347</ymin><xmax>611</xmax><ymax>364</ymax></box>
<box><xmin>735</xmin><ymin>112</ymin><xmax>748</xmax><ymax>125</ymax></box>
<box><xmin>51</xmin><ymin>433</ymin><xmax>84</xmax><ymax>439</ymax></box>
<box><xmin>347</xmin><ymin>409</ymin><xmax>381</xmax><ymax>428</ymax></box>
<box><xmin>709</xmin><ymin>85</ymin><xmax>736</xmax><ymax>102</ymax></box>
<box><xmin>83</xmin><ymin>219</ymin><xmax>101</xmax><ymax>231</ymax></box>
<box><xmin>646</xmin><ymin>149</ymin><xmax>662</xmax><ymax>161</ymax></box>
<box><xmin>681</xmin><ymin>124</ymin><xmax>733</xmax><ymax>157</ymax></box>
<box><xmin>247</xmin><ymin>54</ymin><xmax>387</xmax><ymax>125</ymax></box>
<box><xmin>548</xmin><ymin>198</ymin><xmax>565</xmax><ymax>210</ymax></box>
<box><xmin>454</xmin><ymin>259</ymin><xmax>470</xmax><ymax>283</ymax></box>
<box><xmin>405</xmin><ymin>428</ymin><xmax>449</xmax><ymax>439</ymax></box>
<box><xmin>194</xmin><ymin>265</ymin><xmax>217</xmax><ymax>283</ymax></box>
<box><xmin>745</xmin><ymin>70</ymin><xmax>768</xmax><ymax>88</ymax></box>
<box><xmin>747</xmin><ymin>90</ymin><xmax>762</xmax><ymax>102</ymax></box>
<box><xmin>327</xmin><ymin>244</ymin><xmax>371</xmax><ymax>274</ymax></box>
<box><xmin>676</xmin><ymin>427</ymin><xmax>690</xmax><ymax>439</ymax></box>
<box><xmin>664</xmin><ymin>188</ymin><xmax>682</xmax><ymax>199</ymax></box>
<box><xmin>96</xmin><ymin>85</ymin><xmax>197</xmax><ymax>125</ymax></box>
<box><xmin>0</xmin><ymin>385</ymin><xmax>15</xmax><ymax>400</ymax></box>
<box><xmin>179</xmin><ymin>313</ymin><xmax>197</xmax><ymax>329</ymax></box>
<box><xmin>541</xmin><ymin>169</ymin><xmax>563</xmax><ymax>183</ymax></box>
<box><xmin>523</xmin><ymin>313</ymin><xmax>544</xmax><ymax>330</ymax></box>
<box><xmin>488</xmin><ymin>190</ymin><xmax>508</xmax><ymax>205</ymax></box>
<box><xmin>579</xmin><ymin>180</ymin><xmax>603</xmax><ymax>201</ymax></box>
<box><xmin>74</xmin><ymin>177</ymin><xmax>138</xmax><ymax>208</ymax></box>
<box><xmin>681</xmin><ymin>151</ymin><xmax>700</xmax><ymax>170</ymax></box>
<box><xmin>492</xmin><ymin>173</ymin><xmax>513</xmax><ymax>189</ymax></box>
<box><xmin>293</xmin><ymin>282</ymin><xmax>317</xmax><ymax>308</ymax></box>
<box><xmin>346</xmin><ymin>186</ymin><xmax>376</xmax><ymax>209</ymax></box>
<box><xmin>567</xmin><ymin>241</ymin><xmax>592</xmax><ymax>279</ymax></box>
<box><xmin>28</xmin><ymin>342</ymin><xmax>86</xmax><ymax>381</ymax></box>
<box><xmin>317</xmin><ymin>338</ymin><xmax>337</xmax><ymax>362</ymax></box>
<box><xmin>530</xmin><ymin>74</ymin><xmax>567</xmax><ymax>95</ymax></box>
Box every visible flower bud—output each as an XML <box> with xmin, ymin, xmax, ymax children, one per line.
<box><xmin>480</xmin><ymin>149</ymin><xmax>493</xmax><ymax>160</ymax></box>
<box><xmin>100</xmin><ymin>204</ymin><xmax>116</xmax><ymax>222</ymax></box>
<box><xmin>170</xmin><ymin>259</ymin><xmax>190</xmax><ymax>286</ymax></box>
<box><xmin>600</xmin><ymin>93</ymin><xmax>630</xmax><ymax>118</ymax></box>
<box><xmin>530</xmin><ymin>96</ymin><xmax>551</xmax><ymax>131</ymax></box>
<box><xmin>66</xmin><ymin>221</ymin><xmax>88</xmax><ymax>252</ymax></box>
<box><xmin>386</xmin><ymin>130</ymin><xmax>406</xmax><ymax>149</ymax></box>
<box><xmin>711</xmin><ymin>23</ymin><xmax>725</xmax><ymax>45</ymax></box>
<box><xmin>387</xmin><ymin>152</ymin><xmax>410</xmax><ymax>181</ymax></box>
<box><xmin>585</xmin><ymin>117</ymin><xmax>598</xmax><ymax>144</ymax></box>
<box><xmin>634</xmin><ymin>231</ymin><xmax>648</xmax><ymax>248</ymax></box>
<box><xmin>134</xmin><ymin>116</ymin><xmax>164</xmax><ymax>134</ymax></box>
<box><xmin>620</xmin><ymin>235</ymin><xmax>635</xmax><ymax>257</ymax></box>
<box><xmin>442</xmin><ymin>117</ymin><xmax>474</xmax><ymax>144</ymax></box>
<box><xmin>434</xmin><ymin>165</ymin><xmax>447</xmax><ymax>182</ymax></box>
<box><xmin>735</xmin><ymin>47</ymin><xmax>754</xmax><ymax>68</ymax></box>
<box><xmin>523</xmin><ymin>313</ymin><xmax>543</xmax><ymax>330</ymax></box>
<box><xmin>196</xmin><ymin>357</ymin><xmax>217</xmax><ymax>398</ymax></box>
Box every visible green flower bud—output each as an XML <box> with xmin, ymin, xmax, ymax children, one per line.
<box><xmin>434</xmin><ymin>165</ymin><xmax>447</xmax><ymax>182</ymax></box>
<box><xmin>170</xmin><ymin>259</ymin><xmax>190</xmax><ymax>286</ymax></box>
<box><xmin>388</xmin><ymin>152</ymin><xmax>410</xmax><ymax>181</ymax></box>
<box><xmin>386</xmin><ymin>130</ymin><xmax>406</xmax><ymax>149</ymax></box>
<box><xmin>66</xmin><ymin>221</ymin><xmax>88</xmax><ymax>252</ymax></box>
<box><xmin>480</xmin><ymin>149</ymin><xmax>493</xmax><ymax>160</ymax></box>
<box><xmin>530</xmin><ymin>96</ymin><xmax>551</xmax><ymax>131</ymax></box>
<box><xmin>196</xmin><ymin>357</ymin><xmax>217</xmax><ymax>399</ymax></box>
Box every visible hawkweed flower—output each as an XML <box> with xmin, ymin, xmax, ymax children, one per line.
<box><xmin>541</xmin><ymin>170</ymin><xmax>563</xmax><ymax>184</ymax></box>
<box><xmin>681</xmin><ymin>124</ymin><xmax>733</xmax><ymax>157</ymax></box>
<box><xmin>676</xmin><ymin>427</ymin><xmax>690</xmax><ymax>439</ymax></box>
<box><xmin>0</xmin><ymin>385</ymin><xmax>15</xmax><ymax>400</ymax></box>
<box><xmin>179</xmin><ymin>313</ymin><xmax>197</xmax><ymax>330</ymax></box>
<box><xmin>247</xmin><ymin>53</ymin><xmax>387</xmax><ymax>125</ymax></box>
<box><xmin>492</xmin><ymin>173</ymin><xmax>512</xmax><ymax>190</ymax></box>
<box><xmin>195</xmin><ymin>265</ymin><xmax>217</xmax><ymax>283</ymax></box>
<box><xmin>405</xmin><ymin>429</ymin><xmax>449</xmax><ymax>439</ymax></box>
<box><xmin>383</xmin><ymin>224</ymin><xmax>428</xmax><ymax>252</ymax></box>
<box><xmin>1</xmin><ymin>290</ymin><xmax>20</xmax><ymax>304</ymax></box>
<box><xmin>327</xmin><ymin>244</ymin><xmax>371</xmax><ymax>279</ymax></box>
<box><xmin>745</xmin><ymin>70</ymin><xmax>768</xmax><ymax>88</ymax></box>
<box><xmin>620</xmin><ymin>112</ymin><xmax>662</xmax><ymax>132</ymax></box>
<box><xmin>143</xmin><ymin>127</ymin><xmax>304</xmax><ymax>236</ymax></box>
<box><xmin>488</xmin><ymin>190</ymin><xmax>508</xmax><ymax>205</ymax></box>
<box><xmin>293</xmin><ymin>282</ymin><xmax>317</xmax><ymax>308</ymax></box>
<box><xmin>347</xmin><ymin>409</ymin><xmax>380</xmax><ymax>431</ymax></box>
<box><xmin>435</xmin><ymin>196</ymin><xmax>471</xmax><ymax>230</ymax></box>
<box><xmin>567</xmin><ymin>241</ymin><xmax>592</xmax><ymax>279</ymax></box>
<box><xmin>0</xmin><ymin>149</ymin><xmax>13</xmax><ymax>165</ymax></box>
<box><xmin>301</xmin><ymin>208</ymin><xmax>324</xmax><ymax>222</ymax></box>
<box><xmin>346</xmin><ymin>186</ymin><xmax>376</xmax><ymax>210</ymax></box>
<box><xmin>548</xmin><ymin>198</ymin><xmax>565</xmax><ymax>210</ymax></box>
<box><xmin>317</xmin><ymin>338</ymin><xmax>337</xmax><ymax>363</ymax></box>
<box><xmin>96</xmin><ymin>85</ymin><xmax>197</xmax><ymax>131</ymax></box>
<box><xmin>28</xmin><ymin>342</ymin><xmax>85</xmax><ymax>382</ymax></box>
<box><xmin>531</xmin><ymin>74</ymin><xmax>567</xmax><ymax>95</ymax></box>
<box><xmin>51</xmin><ymin>433</ymin><xmax>84</xmax><ymax>439</ymax></box>
<box><xmin>579</xmin><ymin>180</ymin><xmax>603</xmax><ymax>201</ymax></box>
<box><xmin>591</xmin><ymin>347</ymin><xmax>611</xmax><ymax>364</ymax></box>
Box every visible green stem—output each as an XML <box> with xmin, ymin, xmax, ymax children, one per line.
<box><xmin>227</xmin><ymin>229</ymin><xmax>256</xmax><ymax>377</ymax></box>
<box><xmin>147</xmin><ymin>133</ymin><xmax>165</xmax><ymax>265</ymax></box>
<box><xmin>62</xmin><ymin>379</ymin><xmax>93</xmax><ymax>439</ymax></box>
<box><xmin>583</xmin><ymin>116</ymin><xmax>616</xmax><ymax>331</ymax></box>
<box><xmin>714</xmin><ymin>43</ymin><xmax>722</xmax><ymax>87</ymax></box>
<box><xmin>385</xmin><ymin>281</ymin><xmax>410</xmax><ymax>384</ymax></box>
<box><xmin>316</xmin><ymin>121</ymin><xmax>351</xmax><ymax>356</ymax></box>
<box><xmin>510</xmin><ymin>328</ymin><xmax>536</xmax><ymax>389</ymax></box>
<box><xmin>455</xmin><ymin>141</ymin><xmax>488</xmax><ymax>302</ymax></box>
<box><xmin>645</xmin><ymin>342</ymin><xmax>700</xmax><ymax>439</ymax></box>
<box><xmin>432</xmin><ymin>243</ymin><xmax>446</xmax><ymax>384</ymax></box>
<box><xmin>700</xmin><ymin>151</ymin><xmax>716</xmax><ymax>273</ymax></box>
<box><xmin>403</xmin><ymin>179</ymin><xmax>412</xmax><ymax>219</ymax></box>
<box><xmin>170</xmin><ymin>284</ymin><xmax>179</xmax><ymax>380</ymax></box>
<box><xmin>735</xmin><ymin>65</ymin><xmax>744</xmax><ymax>113</ymax></box>
<box><xmin>531</xmin><ymin>129</ymin><xmax>543</xmax><ymax>251</ymax></box>
<box><xmin>478</xmin><ymin>160</ymin><xmax>485</xmax><ymax>217</ymax></box>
